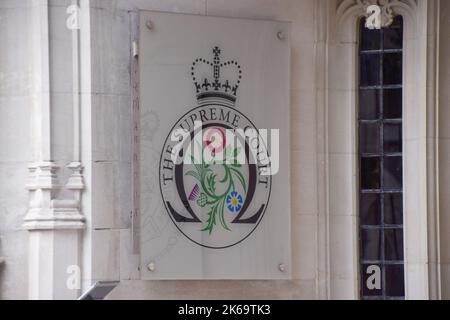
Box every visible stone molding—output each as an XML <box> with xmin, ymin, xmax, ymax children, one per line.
<box><xmin>336</xmin><ymin>0</ymin><xmax>418</xmax><ymax>28</ymax></box>
<box><xmin>23</xmin><ymin>0</ymin><xmax>85</xmax><ymax>232</ymax></box>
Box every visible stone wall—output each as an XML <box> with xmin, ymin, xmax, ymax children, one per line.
<box><xmin>0</xmin><ymin>0</ymin><xmax>448</xmax><ymax>300</ymax></box>
<box><xmin>87</xmin><ymin>0</ymin><xmax>320</xmax><ymax>300</ymax></box>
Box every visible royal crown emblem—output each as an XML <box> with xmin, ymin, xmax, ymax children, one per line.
<box><xmin>191</xmin><ymin>46</ymin><xmax>242</xmax><ymax>107</ymax></box>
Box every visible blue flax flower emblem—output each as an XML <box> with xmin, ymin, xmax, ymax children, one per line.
<box><xmin>226</xmin><ymin>191</ymin><xmax>243</xmax><ymax>213</ymax></box>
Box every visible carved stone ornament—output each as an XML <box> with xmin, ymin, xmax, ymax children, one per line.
<box><xmin>336</xmin><ymin>0</ymin><xmax>417</xmax><ymax>31</ymax></box>
<box><xmin>358</xmin><ymin>0</ymin><xmax>396</xmax><ymax>28</ymax></box>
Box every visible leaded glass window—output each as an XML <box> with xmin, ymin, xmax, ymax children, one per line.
<box><xmin>358</xmin><ymin>16</ymin><xmax>405</xmax><ymax>300</ymax></box>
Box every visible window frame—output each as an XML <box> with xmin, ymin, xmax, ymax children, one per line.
<box><xmin>357</xmin><ymin>16</ymin><xmax>406</xmax><ymax>301</ymax></box>
<box><xmin>328</xmin><ymin>0</ymin><xmax>432</xmax><ymax>300</ymax></box>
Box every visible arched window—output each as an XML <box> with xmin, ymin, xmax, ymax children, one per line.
<box><xmin>358</xmin><ymin>16</ymin><xmax>405</xmax><ymax>300</ymax></box>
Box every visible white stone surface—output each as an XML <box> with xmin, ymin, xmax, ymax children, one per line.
<box><xmin>0</xmin><ymin>0</ymin><xmax>447</xmax><ymax>300</ymax></box>
<box><xmin>92</xmin><ymin>229</ymin><xmax>120</xmax><ymax>282</ymax></box>
<box><xmin>0</xmin><ymin>2</ymin><xmax>33</xmax><ymax>300</ymax></box>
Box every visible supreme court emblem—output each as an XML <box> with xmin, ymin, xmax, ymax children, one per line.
<box><xmin>159</xmin><ymin>47</ymin><xmax>272</xmax><ymax>249</ymax></box>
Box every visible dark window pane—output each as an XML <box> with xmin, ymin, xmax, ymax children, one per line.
<box><xmin>361</xmin><ymin>264</ymin><xmax>383</xmax><ymax>297</ymax></box>
<box><xmin>384</xmin><ymin>193</ymin><xmax>403</xmax><ymax>225</ymax></box>
<box><xmin>360</xmin><ymin>53</ymin><xmax>380</xmax><ymax>86</ymax></box>
<box><xmin>359</xmin><ymin>15</ymin><xmax>405</xmax><ymax>301</ymax></box>
<box><xmin>361</xmin><ymin>229</ymin><xmax>382</xmax><ymax>261</ymax></box>
<box><xmin>383</xmin><ymin>89</ymin><xmax>402</xmax><ymax>119</ymax></box>
<box><xmin>360</xmin><ymin>123</ymin><xmax>380</xmax><ymax>154</ymax></box>
<box><xmin>384</xmin><ymin>123</ymin><xmax>402</xmax><ymax>153</ymax></box>
<box><xmin>383</xmin><ymin>16</ymin><xmax>403</xmax><ymax>49</ymax></box>
<box><xmin>361</xmin><ymin>193</ymin><xmax>381</xmax><ymax>226</ymax></box>
<box><xmin>360</xmin><ymin>19</ymin><xmax>381</xmax><ymax>50</ymax></box>
<box><xmin>360</xmin><ymin>89</ymin><xmax>380</xmax><ymax>120</ymax></box>
<box><xmin>384</xmin><ymin>157</ymin><xmax>402</xmax><ymax>189</ymax></box>
<box><xmin>385</xmin><ymin>229</ymin><xmax>404</xmax><ymax>261</ymax></box>
<box><xmin>361</xmin><ymin>158</ymin><xmax>380</xmax><ymax>190</ymax></box>
<box><xmin>385</xmin><ymin>264</ymin><xmax>405</xmax><ymax>297</ymax></box>
<box><xmin>383</xmin><ymin>53</ymin><xmax>402</xmax><ymax>85</ymax></box>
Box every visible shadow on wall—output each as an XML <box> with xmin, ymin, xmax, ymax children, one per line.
<box><xmin>0</xmin><ymin>256</ymin><xmax>4</xmax><ymax>300</ymax></box>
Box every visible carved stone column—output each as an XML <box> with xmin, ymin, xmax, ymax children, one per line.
<box><xmin>23</xmin><ymin>0</ymin><xmax>85</xmax><ymax>300</ymax></box>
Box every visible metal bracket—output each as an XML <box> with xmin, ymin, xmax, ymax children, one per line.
<box><xmin>130</xmin><ymin>11</ymin><xmax>140</xmax><ymax>255</ymax></box>
<box><xmin>132</xmin><ymin>41</ymin><xmax>139</xmax><ymax>58</ymax></box>
<box><xmin>78</xmin><ymin>281</ymin><xmax>120</xmax><ymax>300</ymax></box>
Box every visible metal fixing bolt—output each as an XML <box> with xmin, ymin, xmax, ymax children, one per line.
<box><xmin>277</xmin><ymin>31</ymin><xmax>286</xmax><ymax>41</ymax></box>
<box><xmin>147</xmin><ymin>262</ymin><xmax>156</xmax><ymax>272</ymax></box>
<box><xmin>278</xmin><ymin>264</ymin><xmax>286</xmax><ymax>273</ymax></box>
<box><xmin>146</xmin><ymin>19</ymin><xmax>153</xmax><ymax>30</ymax></box>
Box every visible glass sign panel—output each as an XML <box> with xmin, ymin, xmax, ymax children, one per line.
<box><xmin>139</xmin><ymin>11</ymin><xmax>291</xmax><ymax>280</ymax></box>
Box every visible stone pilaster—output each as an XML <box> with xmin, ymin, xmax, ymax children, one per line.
<box><xmin>23</xmin><ymin>0</ymin><xmax>85</xmax><ymax>300</ymax></box>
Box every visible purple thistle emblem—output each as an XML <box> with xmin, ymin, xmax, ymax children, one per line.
<box><xmin>188</xmin><ymin>184</ymin><xmax>200</xmax><ymax>201</ymax></box>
